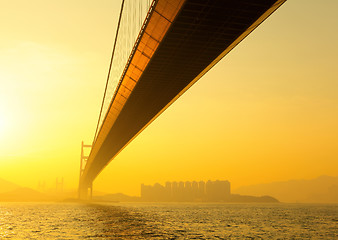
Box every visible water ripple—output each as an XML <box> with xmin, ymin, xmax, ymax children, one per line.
<box><xmin>0</xmin><ymin>202</ymin><xmax>337</xmax><ymax>239</ymax></box>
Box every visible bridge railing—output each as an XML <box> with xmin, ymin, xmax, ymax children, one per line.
<box><xmin>94</xmin><ymin>0</ymin><xmax>155</xmax><ymax>142</ymax></box>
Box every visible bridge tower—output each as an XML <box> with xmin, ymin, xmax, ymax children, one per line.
<box><xmin>78</xmin><ymin>141</ymin><xmax>92</xmax><ymax>199</ymax></box>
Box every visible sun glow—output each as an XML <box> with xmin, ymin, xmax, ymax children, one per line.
<box><xmin>0</xmin><ymin>114</ymin><xmax>7</xmax><ymax>137</ymax></box>
<box><xmin>0</xmin><ymin>101</ymin><xmax>13</xmax><ymax>141</ymax></box>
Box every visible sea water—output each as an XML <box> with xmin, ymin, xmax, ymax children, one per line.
<box><xmin>0</xmin><ymin>202</ymin><xmax>337</xmax><ymax>239</ymax></box>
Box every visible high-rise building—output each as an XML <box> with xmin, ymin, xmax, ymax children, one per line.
<box><xmin>178</xmin><ymin>181</ymin><xmax>185</xmax><ymax>201</ymax></box>
<box><xmin>198</xmin><ymin>181</ymin><xmax>206</xmax><ymax>199</ymax></box>
<box><xmin>205</xmin><ymin>180</ymin><xmax>231</xmax><ymax>201</ymax></box>
<box><xmin>172</xmin><ymin>181</ymin><xmax>178</xmax><ymax>201</ymax></box>
<box><xmin>185</xmin><ymin>181</ymin><xmax>192</xmax><ymax>201</ymax></box>
<box><xmin>165</xmin><ymin>181</ymin><xmax>172</xmax><ymax>200</ymax></box>
<box><xmin>192</xmin><ymin>181</ymin><xmax>199</xmax><ymax>200</ymax></box>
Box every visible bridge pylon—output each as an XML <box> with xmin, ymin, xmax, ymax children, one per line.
<box><xmin>78</xmin><ymin>141</ymin><xmax>92</xmax><ymax>200</ymax></box>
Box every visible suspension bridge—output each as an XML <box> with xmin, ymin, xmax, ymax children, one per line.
<box><xmin>79</xmin><ymin>0</ymin><xmax>286</xmax><ymax>199</ymax></box>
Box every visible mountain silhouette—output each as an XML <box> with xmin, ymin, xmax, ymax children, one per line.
<box><xmin>0</xmin><ymin>187</ymin><xmax>53</xmax><ymax>202</ymax></box>
<box><xmin>233</xmin><ymin>175</ymin><xmax>338</xmax><ymax>203</ymax></box>
<box><xmin>0</xmin><ymin>177</ymin><xmax>20</xmax><ymax>194</ymax></box>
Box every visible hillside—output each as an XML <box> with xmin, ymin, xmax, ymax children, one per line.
<box><xmin>0</xmin><ymin>177</ymin><xmax>20</xmax><ymax>193</ymax></box>
<box><xmin>233</xmin><ymin>175</ymin><xmax>338</xmax><ymax>203</ymax></box>
<box><xmin>0</xmin><ymin>187</ymin><xmax>53</xmax><ymax>202</ymax></box>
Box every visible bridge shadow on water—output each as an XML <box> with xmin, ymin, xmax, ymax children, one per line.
<box><xmin>81</xmin><ymin>203</ymin><xmax>160</xmax><ymax>239</ymax></box>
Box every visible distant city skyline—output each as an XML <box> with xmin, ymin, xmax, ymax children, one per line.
<box><xmin>1</xmin><ymin>175</ymin><xmax>337</xmax><ymax>203</ymax></box>
<box><xmin>142</xmin><ymin>180</ymin><xmax>231</xmax><ymax>202</ymax></box>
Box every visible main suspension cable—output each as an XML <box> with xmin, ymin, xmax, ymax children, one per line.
<box><xmin>92</xmin><ymin>0</ymin><xmax>126</xmax><ymax>144</ymax></box>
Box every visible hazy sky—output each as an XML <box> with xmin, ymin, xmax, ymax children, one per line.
<box><xmin>0</xmin><ymin>0</ymin><xmax>337</xmax><ymax>196</ymax></box>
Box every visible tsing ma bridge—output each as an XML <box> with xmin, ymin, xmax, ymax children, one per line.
<box><xmin>79</xmin><ymin>0</ymin><xmax>286</xmax><ymax>198</ymax></box>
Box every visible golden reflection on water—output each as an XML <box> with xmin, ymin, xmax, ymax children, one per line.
<box><xmin>0</xmin><ymin>202</ymin><xmax>337</xmax><ymax>239</ymax></box>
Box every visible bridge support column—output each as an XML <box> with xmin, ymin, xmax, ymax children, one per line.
<box><xmin>78</xmin><ymin>183</ymin><xmax>93</xmax><ymax>200</ymax></box>
<box><xmin>78</xmin><ymin>141</ymin><xmax>92</xmax><ymax>200</ymax></box>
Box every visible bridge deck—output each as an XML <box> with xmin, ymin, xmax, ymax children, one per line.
<box><xmin>80</xmin><ymin>0</ymin><xmax>285</xmax><ymax>192</ymax></box>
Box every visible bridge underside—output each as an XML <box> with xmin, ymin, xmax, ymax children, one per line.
<box><xmin>80</xmin><ymin>0</ymin><xmax>285</xmax><ymax>193</ymax></box>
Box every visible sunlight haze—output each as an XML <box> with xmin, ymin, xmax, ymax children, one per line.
<box><xmin>0</xmin><ymin>0</ymin><xmax>337</xmax><ymax>197</ymax></box>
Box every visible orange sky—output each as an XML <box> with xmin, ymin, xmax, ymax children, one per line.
<box><xmin>0</xmin><ymin>0</ymin><xmax>337</xmax><ymax>196</ymax></box>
